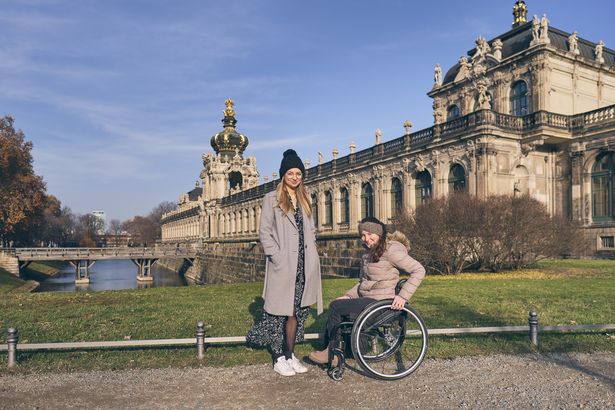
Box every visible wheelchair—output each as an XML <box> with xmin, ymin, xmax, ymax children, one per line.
<box><xmin>326</xmin><ymin>280</ymin><xmax>428</xmax><ymax>381</ymax></box>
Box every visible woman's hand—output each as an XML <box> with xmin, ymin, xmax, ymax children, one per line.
<box><xmin>335</xmin><ymin>295</ymin><xmax>351</xmax><ymax>300</ymax></box>
<box><xmin>391</xmin><ymin>295</ymin><xmax>407</xmax><ymax>310</ymax></box>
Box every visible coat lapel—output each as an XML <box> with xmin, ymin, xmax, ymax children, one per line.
<box><xmin>285</xmin><ymin>209</ymin><xmax>297</xmax><ymax>229</ymax></box>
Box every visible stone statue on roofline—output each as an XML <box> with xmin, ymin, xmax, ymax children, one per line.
<box><xmin>456</xmin><ymin>56</ymin><xmax>470</xmax><ymax>81</ymax></box>
<box><xmin>595</xmin><ymin>40</ymin><xmax>605</xmax><ymax>64</ymax></box>
<box><xmin>434</xmin><ymin>64</ymin><xmax>442</xmax><ymax>87</ymax></box>
<box><xmin>473</xmin><ymin>36</ymin><xmax>490</xmax><ymax>62</ymax></box>
<box><xmin>568</xmin><ymin>31</ymin><xmax>580</xmax><ymax>55</ymax></box>
<box><xmin>531</xmin><ymin>15</ymin><xmax>540</xmax><ymax>43</ymax></box>
<box><xmin>540</xmin><ymin>14</ymin><xmax>550</xmax><ymax>44</ymax></box>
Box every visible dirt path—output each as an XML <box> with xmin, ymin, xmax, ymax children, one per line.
<box><xmin>1</xmin><ymin>353</ymin><xmax>614</xmax><ymax>409</ymax></box>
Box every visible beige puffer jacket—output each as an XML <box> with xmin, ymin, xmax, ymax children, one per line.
<box><xmin>345</xmin><ymin>231</ymin><xmax>425</xmax><ymax>301</ymax></box>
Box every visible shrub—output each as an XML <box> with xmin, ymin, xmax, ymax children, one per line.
<box><xmin>395</xmin><ymin>194</ymin><xmax>582</xmax><ymax>274</ymax></box>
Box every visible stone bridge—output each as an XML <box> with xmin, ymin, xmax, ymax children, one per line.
<box><xmin>0</xmin><ymin>246</ymin><xmax>198</xmax><ymax>284</ymax></box>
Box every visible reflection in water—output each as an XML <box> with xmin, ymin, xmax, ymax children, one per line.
<box><xmin>32</xmin><ymin>260</ymin><xmax>186</xmax><ymax>292</ymax></box>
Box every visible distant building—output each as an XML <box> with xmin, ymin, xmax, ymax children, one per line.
<box><xmin>91</xmin><ymin>211</ymin><xmax>106</xmax><ymax>236</ymax></box>
<box><xmin>162</xmin><ymin>1</ymin><xmax>615</xmax><ymax>257</ymax></box>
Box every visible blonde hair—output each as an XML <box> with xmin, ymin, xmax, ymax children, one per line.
<box><xmin>276</xmin><ymin>177</ymin><xmax>311</xmax><ymax>216</ymax></box>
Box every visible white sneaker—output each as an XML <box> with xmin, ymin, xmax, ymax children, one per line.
<box><xmin>273</xmin><ymin>356</ymin><xmax>296</xmax><ymax>376</ymax></box>
<box><xmin>288</xmin><ymin>354</ymin><xmax>308</xmax><ymax>374</ymax></box>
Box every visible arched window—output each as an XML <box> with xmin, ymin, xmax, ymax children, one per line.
<box><xmin>340</xmin><ymin>187</ymin><xmax>350</xmax><ymax>225</ymax></box>
<box><xmin>449</xmin><ymin>164</ymin><xmax>466</xmax><ymax>192</ymax></box>
<box><xmin>415</xmin><ymin>171</ymin><xmax>432</xmax><ymax>205</ymax></box>
<box><xmin>361</xmin><ymin>182</ymin><xmax>374</xmax><ymax>219</ymax></box>
<box><xmin>510</xmin><ymin>80</ymin><xmax>528</xmax><ymax>116</ymax></box>
<box><xmin>311</xmin><ymin>193</ymin><xmax>319</xmax><ymax>227</ymax></box>
<box><xmin>228</xmin><ymin>171</ymin><xmax>243</xmax><ymax>191</ymax></box>
<box><xmin>324</xmin><ymin>191</ymin><xmax>333</xmax><ymax>226</ymax></box>
<box><xmin>391</xmin><ymin>177</ymin><xmax>403</xmax><ymax>218</ymax></box>
<box><xmin>592</xmin><ymin>152</ymin><xmax>615</xmax><ymax>220</ymax></box>
<box><xmin>447</xmin><ymin>105</ymin><xmax>460</xmax><ymax>120</ymax></box>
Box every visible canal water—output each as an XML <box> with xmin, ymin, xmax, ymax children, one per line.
<box><xmin>32</xmin><ymin>260</ymin><xmax>187</xmax><ymax>292</ymax></box>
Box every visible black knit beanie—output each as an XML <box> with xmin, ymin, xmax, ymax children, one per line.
<box><xmin>279</xmin><ymin>149</ymin><xmax>305</xmax><ymax>178</ymax></box>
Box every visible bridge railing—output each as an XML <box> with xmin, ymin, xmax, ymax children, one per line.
<box><xmin>12</xmin><ymin>246</ymin><xmax>198</xmax><ymax>260</ymax></box>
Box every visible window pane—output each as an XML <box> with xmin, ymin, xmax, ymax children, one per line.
<box><xmin>601</xmin><ymin>236</ymin><xmax>614</xmax><ymax>248</ymax></box>
<box><xmin>325</xmin><ymin>192</ymin><xmax>332</xmax><ymax>225</ymax></box>
<box><xmin>415</xmin><ymin>171</ymin><xmax>432</xmax><ymax>205</ymax></box>
<box><xmin>511</xmin><ymin>81</ymin><xmax>528</xmax><ymax>116</ymax></box>
<box><xmin>361</xmin><ymin>183</ymin><xmax>374</xmax><ymax>219</ymax></box>
<box><xmin>340</xmin><ymin>188</ymin><xmax>349</xmax><ymax>224</ymax></box>
<box><xmin>449</xmin><ymin>165</ymin><xmax>466</xmax><ymax>192</ymax></box>
<box><xmin>447</xmin><ymin>105</ymin><xmax>460</xmax><ymax>120</ymax></box>
<box><xmin>592</xmin><ymin>176</ymin><xmax>608</xmax><ymax>217</ymax></box>
<box><xmin>391</xmin><ymin>178</ymin><xmax>403</xmax><ymax>217</ymax></box>
<box><xmin>311</xmin><ymin>195</ymin><xmax>319</xmax><ymax>227</ymax></box>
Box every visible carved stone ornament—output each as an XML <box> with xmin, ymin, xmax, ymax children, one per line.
<box><xmin>412</xmin><ymin>154</ymin><xmax>426</xmax><ymax>172</ymax></box>
<box><xmin>492</xmin><ymin>39</ymin><xmax>503</xmax><ymax>60</ymax></box>
<box><xmin>455</xmin><ymin>56</ymin><xmax>471</xmax><ymax>82</ymax></box>
<box><xmin>521</xmin><ymin>138</ymin><xmax>545</xmax><ymax>156</ymax></box>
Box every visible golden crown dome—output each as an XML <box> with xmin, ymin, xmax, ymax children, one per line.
<box><xmin>210</xmin><ymin>99</ymin><xmax>249</xmax><ymax>157</ymax></box>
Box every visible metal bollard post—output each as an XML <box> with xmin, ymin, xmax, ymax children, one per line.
<box><xmin>528</xmin><ymin>311</ymin><xmax>538</xmax><ymax>346</ymax></box>
<box><xmin>7</xmin><ymin>327</ymin><xmax>18</xmax><ymax>367</ymax></box>
<box><xmin>196</xmin><ymin>321</ymin><xmax>205</xmax><ymax>360</ymax></box>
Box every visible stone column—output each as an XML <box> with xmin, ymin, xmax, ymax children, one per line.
<box><xmin>570</xmin><ymin>151</ymin><xmax>585</xmax><ymax>222</ymax></box>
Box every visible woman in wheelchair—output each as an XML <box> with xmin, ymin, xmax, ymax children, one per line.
<box><xmin>308</xmin><ymin>216</ymin><xmax>425</xmax><ymax>368</ymax></box>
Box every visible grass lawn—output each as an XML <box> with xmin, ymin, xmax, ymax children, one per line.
<box><xmin>0</xmin><ymin>259</ymin><xmax>614</xmax><ymax>374</ymax></box>
<box><xmin>0</xmin><ymin>268</ymin><xmax>24</xmax><ymax>293</ymax></box>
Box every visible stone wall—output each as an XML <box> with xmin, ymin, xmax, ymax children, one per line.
<box><xmin>583</xmin><ymin>226</ymin><xmax>615</xmax><ymax>257</ymax></box>
<box><xmin>0</xmin><ymin>251</ymin><xmax>20</xmax><ymax>277</ymax></box>
<box><xmin>159</xmin><ymin>234</ymin><xmax>365</xmax><ymax>285</ymax></box>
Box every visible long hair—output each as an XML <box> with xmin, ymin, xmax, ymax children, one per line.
<box><xmin>360</xmin><ymin>216</ymin><xmax>387</xmax><ymax>262</ymax></box>
<box><xmin>276</xmin><ymin>177</ymin><xmax>311</xmax><ymax>216</ymax></box>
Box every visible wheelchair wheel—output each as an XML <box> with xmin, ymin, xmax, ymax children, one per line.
<box><xmin>350</xmin><ymin>299</ymin><xmax>428</xmax><ymax>380</ymax></box>
<box><xmin>328</xmin><ymin>366</ymin><xmax>344</xmax><ymax>381</ymax></box>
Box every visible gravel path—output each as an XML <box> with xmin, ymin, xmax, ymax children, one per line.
<box><xmin>1</xmin><ymin>353</ymin><xmax>614</xmax><ymax>409</ymax></box>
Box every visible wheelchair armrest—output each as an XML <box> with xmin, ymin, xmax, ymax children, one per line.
<box><xmin>395</xmin><ymin>279</ymin><xmax>407</xmax><ymax>295</ymax></box>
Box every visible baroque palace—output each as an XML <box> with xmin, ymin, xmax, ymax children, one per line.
<box><xmin>161</xmin><ymin>1</ymin><xmax>615</xmax><ymax>282</ymax></box>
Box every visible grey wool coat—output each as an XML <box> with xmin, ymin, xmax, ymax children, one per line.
<box><xmin>259</xmin><ymin>190</ymin><xmax>323</xmax><ymax>316</ymax></box>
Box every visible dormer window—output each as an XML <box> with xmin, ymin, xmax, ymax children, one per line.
<box><xmin>447</xmin><ymin>105</ymin><xmax>460</xmax><ymax>120</ymax></box>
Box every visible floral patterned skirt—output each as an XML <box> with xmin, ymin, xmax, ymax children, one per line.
<box><xmin>246</xmin><ymin>266</ymin><xmax>310</xmax><ymax>357</ymax></box>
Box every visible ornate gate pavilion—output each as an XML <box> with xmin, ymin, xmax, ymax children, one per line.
<box><xmin>161</xmin><ymin>1</ymin><xmax>615</xmax><ymax>282</ymax></box>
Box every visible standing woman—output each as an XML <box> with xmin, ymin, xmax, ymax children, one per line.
<box><xmin>247</xmin><ymin>149</ymin><xmax>323</xmax><ymax>376</ymax></box>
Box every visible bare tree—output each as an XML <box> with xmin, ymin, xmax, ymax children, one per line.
<box><xmin>107</xmin><ymin>219</ymin><xmax>122</xmax><ymax>236</ymax></box>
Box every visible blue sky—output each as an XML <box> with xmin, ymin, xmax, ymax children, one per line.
<box><xmin>1</xmin><ymin>0</ymin><xmax>614</xmax><ymax>222</ymax></box>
